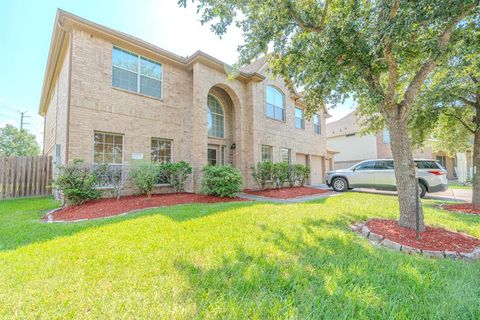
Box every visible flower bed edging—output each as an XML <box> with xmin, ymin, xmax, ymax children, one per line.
<box><xmin>351</xmin><ymin>222</ymin><xmax>480</xmax><ymax>260</ymax></box>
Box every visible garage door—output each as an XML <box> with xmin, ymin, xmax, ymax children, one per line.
<box><xmin>310</xmin><ymin>156</ymin><xmax>324</xmax><ymax>185</ymax></box>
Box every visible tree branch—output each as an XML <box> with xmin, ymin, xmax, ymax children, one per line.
<box><xmin>444</xmin><ymin>111</ymin><xmax>477</xmax><ymax>134</ymax></box>
<box><xmin>457</xmin><ymin>96</ymin><xmax>477</xmax><ymax>107</ymax></box>
<box><xmin>286</xmin><ymin>0</ymin><xmax>328</xmax><ymax>33</ymax></box>
<box><xmin>384</xmin><ymin>39</ymin><xmax>398</xmax><ymax>110</ymax></box>
<box><xmin>400</xmin><ymin>3</ymin><xmax>477</xmax><ymax>110</ymax></box>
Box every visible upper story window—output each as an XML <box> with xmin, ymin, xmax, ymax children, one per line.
<box><xmin>207</xmin><ymin>95</ymin><xmax>224</xmax><ymax>138</ymax></box>
<box><xmin>313</xmin><ymin>114</ymin><xmax>321</xmax><ymax>134</ymax></box>
<box><xmin>383</xmin><ymin>128</ymin><xmax>391</xmax><ymax>144</ymax></box>
<box><xmin>112</xmin><ymin>47</ymin><xmax>163</xmax><ymax>99</ymax></box>
<box><xmin>295</xmin><ymin>107</ymin><xmax>305</xmax><ymax>129</ymax></box>
<box><xmin>266</xmin><ymin>86</ymin><xmax>285</xmax><ymax>121</ymax></box>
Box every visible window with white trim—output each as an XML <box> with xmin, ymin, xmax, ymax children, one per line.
<box><xmin>280</xmin><ymin>148</ymin><xmax>291</xmax><ymax>163</ymax></box>
<box><xmin>266</xmin><ymin>86</ymin><xmax>285</xmax><ymax>121</ymax></box>
<box><xmin>261</xmin><ymin>145</ymin><xmax>273</xmax><ymax>162</ymax></box>
<box><xmin>151</xmin><ymin>138</ymin><xmax>172</xmax><ymax>163</ymax></box>
<box><xmin>207</xmin><ymin>95</ymin><xmax>225</xmax><ymax>138</ymax></box>
<box><xmin>112</xmin><ymin>47</ymin><xmax>163</xmax><ymax>99</ymax></box>
<box><xmin>295</xmin><ymin>107</ymin><xmax>305</xmax><ymax>129</ymax></box>
<box><xmin>94</xmin><ymin>132</ymin><xmax>123</xmax><ymax>165</ymax></box>
<box><xmin>313</xmin><ymin>114</ymin><xmax>321</xmax><ymax>134</ymax></box>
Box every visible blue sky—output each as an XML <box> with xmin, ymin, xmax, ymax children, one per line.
<box><xmin>0</xmin><ymin>0</ymin><xmax>354</xmax><ymax>147</ymax></box>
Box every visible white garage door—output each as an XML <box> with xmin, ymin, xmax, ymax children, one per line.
<box><xmin>310</xmin><ymin>156</ymin><xmax>324</xmax><ymax>185</ymax></box>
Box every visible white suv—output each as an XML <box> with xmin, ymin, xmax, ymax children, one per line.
<box><xmin>325</xmin><ymin>159</ymin><xmax>448</xmax><ymax>198</ymax></box>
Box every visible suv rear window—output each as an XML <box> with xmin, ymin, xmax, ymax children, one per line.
<box><xmin>415</xmin><ymin>161</ymin><xmax>440</xmax><ymax>169</ymax></box>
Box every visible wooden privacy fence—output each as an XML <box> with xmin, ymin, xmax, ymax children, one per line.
<box><xmin>0</xmin><ymin>156</ymin><xmax>53</xmax><ymax>199</ymax></box>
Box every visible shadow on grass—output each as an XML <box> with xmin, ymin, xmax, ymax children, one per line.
<box><xmin>174</xmin><ymin>219</ymin><xmax>480</xmax><ymax>319</ymax></box>
<box><xmin>0</xmin><ymin>197</ymin><xmax>259</xmax><ymax>252</ymax></box>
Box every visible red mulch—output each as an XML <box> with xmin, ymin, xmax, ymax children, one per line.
<box><xmin>243</xmin><ymin>186</ymin><xmax>330</xmax><ymax>199</ymax></box>
<box><xmin>47</xmin><ymin>193</ymin><xmax>246</xmax><ymax>222</ymax></box>
<box><xmin>367</xmin><ymin>219</ymin><xmax>480</xmax><ymax>253</ymax></box>
<box><xmin>441</xmin><ymin>203</ymin><xmax>480</xmax><ymax>215</ymax></box>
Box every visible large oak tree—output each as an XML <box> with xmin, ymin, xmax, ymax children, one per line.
<box><xmin>181</xmin><ymin>0</ymin><xmax>479</xmax><ymax>230</ymax></box>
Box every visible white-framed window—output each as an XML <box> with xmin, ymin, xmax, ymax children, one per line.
<box><xmin>280</xmin><ymin>148</ymin><xmax>291</xmax><ymax>163</ymax></box>
<box><xmin>93</xmin><ymin>132</ymin><xmax>124</xmax><ymax>188</ymax></box>
<box><xmin>261</xmin><ymin>145</ymin><xmax>273</xmax><ymax>162</ymax></box>
<box><xmin>313</xmin><ymin>114</ymin><xmax>321</xmax><ymax>134</ymax></box>
<box><xmin>207</xmin><ymin>94</ymin><xmax>225</xmax><ymax>138</ymax></box>
<box><xmin>94</xmin><ymin>132</ymin><xmax>123</xmax><ymax>165</ymax></box>
<box><xmin>266</xmin><ymin>86</ymin><xmax>285</xmax><ymax>121</ymax></box>
<box><xmin>112</xmin><ymin>46</ymin><xmax>163</xmax><ymax>99</ymax></box>
<box><xmin>383</xmin><ymin>128</ymin><xmax>391</xmax><ymax>144</ymax></box>
<box><xmin>151</xmin><ymin>138</ymin><xmax>172</xmax><ymax>163</ymax></box>
<box><xmin>295</xmin><ymin>107</ymin><xmax>305</xmax><ymax>129</ymax></box>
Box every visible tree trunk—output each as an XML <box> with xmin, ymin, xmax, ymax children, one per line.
<box><xmin>472</xmin><ymin>127</ymin><xmax>480</xmax><ymax>208</ymax></box>
<box><xmin>386</xmin><ymin>112</ymin><xmax>425</xmax><ymax>231</ymax></box>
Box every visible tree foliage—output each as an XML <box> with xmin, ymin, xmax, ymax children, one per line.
<box><xmin>0</xmin><ymin>124</ymin><xmax>40</xmax><ymax>156</ymax></box>
<box><xmin>180</xmin><ymin>0</ymin><xmax>479</xmax><ymax>230</ymax></box>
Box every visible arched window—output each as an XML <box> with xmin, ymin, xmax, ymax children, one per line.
<box><xmin>207</xmin><ymin>94</ymin><xmax>224</xmax><ymax>138</ymax></box>
<box><xmin>266</xmin><ymin>86</ymin><xmax>285</xmax><ymax>121</ymax></box>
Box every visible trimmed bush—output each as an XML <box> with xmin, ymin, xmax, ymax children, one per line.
<box><xmin>158</xmin><ymin>161</ymin><xmax>192</xmax><ymax>192</ymax></box>
<box><xmin>272</xmin><ymin>162</ymin><xmax>289</xmax><ymax>188</ymax></box>
<box><xmin>129</xmin><ymin>162</ymin><xmax>159</xmax><ymax>197</ymax></box>
<box><xmin>200</xmin><ymin>165</ymin><xmax>243</xmax><ymax>198</ymax></box>
<box><xmin>251</xmin><ymin>161</ymin><xmax>273</xmax><ymax>190</ymax></box>
<box><xmin>295</xmin><ymin>164</ymin><xmax>311</xmax><ymax>186</ymax></box>
<box><xmin>55</xmin><ymin>159</ymin><xmax>101</xmax><ymax>206</ymax></box>
<box><xmin>286</xmin><ymin>164</ymin><xmax>298</xmax><ymax>187</ymax></box>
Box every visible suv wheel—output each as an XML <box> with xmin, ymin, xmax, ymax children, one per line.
<box><xmin>418</xmin><ymin>182</ymin><xmax>427</xmax><ymax>198</ymax></box>
<box><xmin>332</xmin><ymin>177</ymin><xmax>348</xmax><ymax>192</ymax></box>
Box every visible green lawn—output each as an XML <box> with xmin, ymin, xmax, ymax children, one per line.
<box><xmin>0</xmin><ymin>194</ymin><xmax>479</xmax><ymax>319</ymax></box>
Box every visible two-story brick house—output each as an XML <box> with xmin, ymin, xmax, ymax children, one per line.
<box><xmin>39</xmin><ymin>10</ymin><xmax>332</xmax><ymax>193</ymax></box>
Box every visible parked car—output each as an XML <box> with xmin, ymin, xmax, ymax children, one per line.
<box><xmin>325</xmin><ymin>159</ymin><xmax>448</xmax><ymax>198</ymax></box>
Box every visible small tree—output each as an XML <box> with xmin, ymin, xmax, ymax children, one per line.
<box><xmin>286</xmin><ymin>164</ymin><xmax>298</xmax><ymax>188</ymax></box>
<box><xmin>55</xmin><ymin>159</ymin><xmax>101</xmax><ymax>206</ymax></box>
<box><xmin>0</xmin><ymin>124</ymin><xmax>40</xmax><ymax>156</ymax></box>
<box><xmin>93</xmin><ymin>164</ymin><xmax>124</xmax><ymax>199</ymax></box>
<box><xmin>200</xmin><ymin>165</ymin><xmax>243</xmax><ymax>197</ymax></box>
<box><xmin>129</xmin><ymin>162</ymin><xmax>159</xmax><ymax>197</ymax></box>
<box><xmin>251</xmin><ymin>161</ymin><xmax>273</xmax><ymax>190</ymax></box>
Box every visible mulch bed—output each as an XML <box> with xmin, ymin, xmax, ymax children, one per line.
<box><xmin>366</xmin><ymin>219</ymin><xmax>480</xmax><ymax>253</ymax></box>
<box><xmin>47</xmin><ymin>193</ymin><xmax>247</xmax><ymax>222</ymax></box>
<box><xmin>243</xmin><ymin>186</ymin><xmax>330</xmax><ymax>199</ymax></box>
<box><xmin>441</xmin><ymin>203</ymin><xmax>480</xmax><ymax>215</ymax></box>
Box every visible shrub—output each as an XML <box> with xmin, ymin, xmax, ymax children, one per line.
<box><xmin>129</xmin><ymin>162</ymin><xmax>159</xmax><ymax>197</ymax></box>
<box><xmin>251</xmin><ymin>161</ymin><xmax>273</xmax><ymax>190</ymax></box>
<box><xmin>295</xmin><ymin>164</ymin><xmax>311</xmax><ymax>186</ymax></box>
<box><xmin>200</xmin><ymin>165</ymin><xmax>243</xmax><ymax>198</ymax></box>
<box><xmin>286</xmin><ymin>164</ymin><xmax>298</xmax><ymax>187</ymax></box>
<box><xmin>159</xmin><ymin>161</ymin><xmax>192</xmax><ymax>192</ymax></box>
<box><xmin>55</xmin><ymin>159</ymin><xmax>101</xmax><ymax>206</ymax></box>
<box><xmin>272</xmin><ymin>162</ymin><xmax>289</xmax><ymax>188</ymax></box>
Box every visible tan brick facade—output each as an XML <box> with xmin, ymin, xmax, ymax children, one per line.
<box><xmin>40</xmin><ymin>11</ymin><xmax>329</xmax><ymax>194</ymax></box>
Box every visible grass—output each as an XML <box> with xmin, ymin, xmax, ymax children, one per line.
<box><xmin>448</xmin><ymin>181</ymin><xmax>472</xmax><ymax>189</ymax></box>
<box><xmin>0</xmin><ymin>194</ymin><xmax>479</xmax><ymax>319</ymax></box>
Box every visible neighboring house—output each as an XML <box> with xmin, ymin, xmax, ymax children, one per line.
<box><xmin>39</xmin><ymin>10</ymin><xmax>334</xmax><ymax>194</ymax></box>
<box><xmin>327</xmin><ymin>111</ymin><xmax>471</xmax><ymax>180</ymax></box>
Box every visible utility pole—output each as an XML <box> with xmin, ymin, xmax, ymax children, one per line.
<box><xmin>18</xmin><ymin>110</ymin><xmax>30</xmax><ymax>130</ymax></box>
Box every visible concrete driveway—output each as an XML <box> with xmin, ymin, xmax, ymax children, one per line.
<box><xmin>312</xmin><ymin>184</ymin><xmax>472</xmax><ymax>202</ymax></box>
<box><xmin>353</xmin><ymin>188</ymin><xmax>472</xmax><ymax>202</ymax></box>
